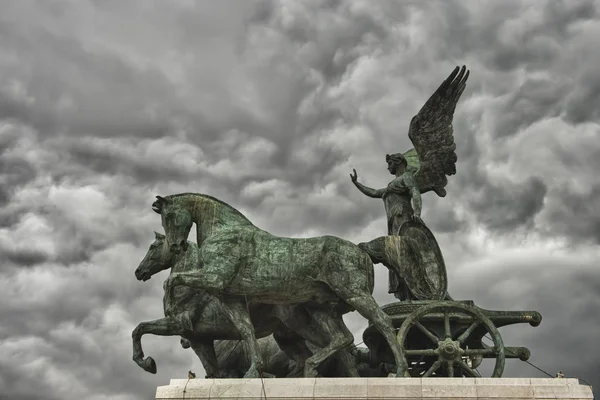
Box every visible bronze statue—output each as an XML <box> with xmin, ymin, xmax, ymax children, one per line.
<box><xmin>130</xmin><ymin>65</ymin><xmax>543</xmax><ymax>379</ymax></box>
<box><xmin>152</xmin><ymin>193</ymin><xmax>410</xmax><ymax>378</ymax></box>
<box><xmin>132</xmin><ymin>231</ymin><xmax>358</xmax><ymax>378</ymax></box>
<box><xmin>350</xmin><ymin>152</ymin><xmax>423</xmax><ymax>234</ymax></box>
<box><xmin>353</xmin><ymin>65</ymin><xmax>469</xmax><ymax>301</ymax></box>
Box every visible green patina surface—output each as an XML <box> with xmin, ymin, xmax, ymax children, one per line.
<box><xmin>130</xmin><ymin>66</ymin><xmax>542</xmax><ymax>379</ymax></box>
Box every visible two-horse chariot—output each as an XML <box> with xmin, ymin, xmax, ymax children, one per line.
<box><xmin>131</xmin><ymin>65</ymin><xmax>544</xmax><ymax>379</ymax></box>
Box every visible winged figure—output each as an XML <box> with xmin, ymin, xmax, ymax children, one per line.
<box><xmin>351</xmin><ymin>66</ymin><xmax>469</xmax><ymax>301</ymax></box>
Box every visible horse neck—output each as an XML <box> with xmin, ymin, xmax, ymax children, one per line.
<box><xmin>184</xmin><ymin>194</ymin><xmax>253</xmax><ymax>244</ymax></box>
<box><xmin>167</xmin><ymin>242</ymin><xmax>213</xmax><ymax>304</ymax></box>
<box><xmin>170</xmin><ymin>242</ymin><xmax>199</xmax><ymax>273</ymax></box>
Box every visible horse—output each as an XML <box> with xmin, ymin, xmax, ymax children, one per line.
<box><xmin>179</xmin><ymin>337</ymin><xmax>380</xmax><ymax>378</ymax></box>
<box><xmin>132</xmin><ymin>231</ymin><xmax>358</xmax><ymax>377</ymax></box>
<box><xmin>153</xmin><ymin>192</ymin><xmax>409</xmax><ymax>378</ymax></box>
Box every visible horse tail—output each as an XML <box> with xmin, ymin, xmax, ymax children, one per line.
<box><xmin>358</xmin><ymin>237</ymin><xmax>389</xmax><ymax>266</ymax></box>
<box><xmin>358</xmin><ymin>238</ymin><xmax>388</xmax><ymax>294</ymax></box>
<box><xmin>358</xmin><ymin>235</ymin><xmax>410</xmax><ymax>295</ymax></box>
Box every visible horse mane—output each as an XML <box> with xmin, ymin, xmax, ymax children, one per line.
<box><xmin>164</xmin><ymin>192</ymin><xmax>255</xmax><ymax>226</ymax></box>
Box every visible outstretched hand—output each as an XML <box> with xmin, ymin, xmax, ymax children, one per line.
<box><xmin>350</xmin><ymin>168</ymin><xmax>358</xmax><ymax>183</ymax></box>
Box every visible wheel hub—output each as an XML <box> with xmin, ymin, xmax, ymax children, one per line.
<box><xmin>438</xmin><ymin>338</ymin><xmax>462</xmax><ymax>362</ymax></box>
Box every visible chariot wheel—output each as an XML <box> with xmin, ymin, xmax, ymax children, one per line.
<box><xmin>396</xmin><ymin>302</ymin><xmax>505</xmax><ymax>377</ymax></box>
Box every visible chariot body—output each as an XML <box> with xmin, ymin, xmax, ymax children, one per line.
<box><xmin>362</xmin><ymin>300</ymin><xmax>542</xmax><ymax>377</ymax></box>
<box><xmin>358</xmin><ymin>205</ymin><xmax>542</xmax><ymax>378</ymax></box>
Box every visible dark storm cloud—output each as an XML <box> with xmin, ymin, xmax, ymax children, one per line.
<box><xmin>493</xmin><ymin>76</ymin><xmax>568</xmax><ymax>139</ymax></box>
<box><xmin>438</xmin><ymin>0</ymin><xmax>597</xmax><ymax>73</ymax></box>
<box><xmin>62</xmin><ymin>138</ymin><xmax>193</xmax><ymax>185</ymax></box>
<box><xmin>260</xmin><ymin>0</ymin><xmax>393</xmax><ymax>83</ymax></box>
<box><xmin>426</xmin><ymin>201</ymin><xmax>467</xmax><ymax>234</ymax></box>
<box><xmin>0</xmin><ymin>10</ymin><xmax>178</xmax><ymax>140</ymax></box>
<box><xmin>419</xmin><ymin>0</ymin><xmax>600</xmax><ymax>136</ymax></box>
<box><xmin>469</xmin><ymin>176</ymin><xmax>547</xmax><ymax>233</ymax></box>
<box><xmin>544</xmin><ymin>184</ymin><xmax>600</xmax><ymax>245</ymax></box>
<box><xmin>0</xmin><ymin>154</ymin><xmax>37</xmax><ymax>205</ymax></box>
<box><xmin>3</xmin><ymin>247</ymin><xmax>49</xmax><ymax>267</ymax></box>
<box><xmin>1</xmin><ymin>1</ymin><xmax>600</xmax><ymax>399</ymax></box>
<box><xmin>564</xmin><ymin>68</ymin><xmax>600</xmax><ymax>125</ymax></box>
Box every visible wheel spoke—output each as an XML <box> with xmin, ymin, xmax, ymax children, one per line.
<box><xmin>423</xmin><ymin>360</ymin><xmax>442</xmax><ymax>377</ymax></box>
<box><xmin>414</xmin><ymin>321</ymin><xmax>439</xmax><ymax>344</ymax></box>
<box><xmin>463</xmin><ymin>348</ymin><xmax>496</xmax><ymax>357</ymax></box>
<box><xmin>457</xmin><ymin>320</ymin><xmax>480</xmax><ymax>344</ymax></box>
<box><xmin>457</xmin><ymin>359</ymin><xmax>480</xmax><ymax>377</ymax></box>
<box><xmin>446</xmin><ymin>361</ymin><xmax>454</xmax><ymax>377</ymax></box>
<box><xmin>406</xmin><ymin>349</ymin><xmax>437</xmax><ymax>357</ymax></box>
<box><xmin>444</xmin><ymin>311</ymin><xmax>451</xmax><ymax>338</ymax></box>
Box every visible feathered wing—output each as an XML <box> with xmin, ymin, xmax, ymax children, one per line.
<box><xmin>403</xmin><ymin>66</ymin><xmax>469</xmax><ymax>197</ymax></box>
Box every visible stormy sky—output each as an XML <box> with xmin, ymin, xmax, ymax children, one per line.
<box><xmin>1</xmin><ymin>0</ymin><xmax>599</xmax><ymax>398</ymax></box>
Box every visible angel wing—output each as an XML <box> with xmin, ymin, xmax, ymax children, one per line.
<box><xmin>403</xmin><ymin>66</ymin><xmax>469</xmax><ymax>197</ymax></box>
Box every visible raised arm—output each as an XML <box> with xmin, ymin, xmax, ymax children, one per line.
<box><xmin>350</xmin><ymin>169</ymin><xmax>384</xmax><ymax>198</ymax></box>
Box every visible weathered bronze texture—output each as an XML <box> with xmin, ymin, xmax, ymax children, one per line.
<box><xmin>351</xmin><ymin>66</ymin><xmax>468</xmax><ymax>300</ymax></box>
<box><xmin>130</xmin><ymin>66</ymin><xmax>542</xmax><ymax>379</ymax></box>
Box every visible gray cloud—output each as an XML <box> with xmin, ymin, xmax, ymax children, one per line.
<box><xmin>544</xmin><ymin>184</ymin><xmax>600</xmax><ymax>245</ymax></box>
<box><xmin>1</xmin><ymin>1</ymin><xmax>599</xmax><ymax>398</ymax></box>
<box><xmin>469</xmin><ymin>176</ymin><xmax>548</xmax><ymax>234</ymax></box>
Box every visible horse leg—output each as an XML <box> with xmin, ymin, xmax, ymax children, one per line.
<box><xmin>276</xmin><ymin>305</ymin><xmax>359</xmax><ymax>377</ymax></box>
<box><xmin>335</xmin><ymin>293</ymin><xmax>409</xmax><ymax>377</ymax></box>
<box><xmin>131</xmin><ymin>317</ymin><xmax>185</xmax><ymax>374</ymax></box>
<box><xmin>188</xmin><ymin>338</ymin><xmax>224</xmax><ymax>379</ymax></box>
<box><xmin>300</xmin><ymin>308</ymin><xmax>355</xmax><ymax>377</ymax></box>
<box><xmin>221</xmin><ymin>300</ymin><xmax>264</xmax><ymax>378</ymax></box>
<box><xmin>272</xmin><ymin>329</ymin><xmax>312</xmax><ymax>377</ymax></box>
<box><xmin>302</xmin><ymin>315</ymin><xmax>360</xmax><ymax>377</ymax></box>
<box><xmin>335</xmin><ymin>346</ymin><xmax>361</xmax><ymax>377</ymax></box>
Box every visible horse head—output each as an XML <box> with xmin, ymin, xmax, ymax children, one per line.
<box><xmin>154</xmin><ymin>195</ymin><xmax>193</xmax><ymax>254</ymax></box>
<box><xmin>135</xmin><ymin>231</ymin><xmax>175</xmax><ymax>281</ymax></box>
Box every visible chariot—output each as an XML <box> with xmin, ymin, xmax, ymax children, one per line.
<box><xmin>362</xmin><ymin>300</ymin><xmax>542</xmax><ymax>377</ymax></box>
<box><xmin>133</xmin><ymin>66</ymin><xmax>545</xmax><ymax>380</ymax></box>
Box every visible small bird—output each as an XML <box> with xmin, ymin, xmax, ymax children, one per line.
<box><xmin>188</xmin><ymin>370</ymin><xmax>196</xmax><ymax>379</ymax></box>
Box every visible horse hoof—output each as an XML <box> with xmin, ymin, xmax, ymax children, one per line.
<box><xmin>394</xmin><ymin>370</ymin><xmax>411</xmax><ymax>378</ymax></box>
<box><xmin>215</xmin><ymin>370</ymin><xmax>235</xmax><ymax>379</ymax></box>
<box><xmin>287</xmin><ymin>367</ymin><xmax>304</xmax><ymax>378</ymax></box>
<box><xmin>243</xmin><ymin>368</ymin><xmax>260</xmax><ymax>379</ymax></box>
<box><xmin>144</xmin><ymin>357</ymin><xmax>157</xmax><ymax>374</ymax></box>
<box><xmin>304</xmin><ymin>368</ymin><xmax>318</xmax><ymax>378</ymax></box>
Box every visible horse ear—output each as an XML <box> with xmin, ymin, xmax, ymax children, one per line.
<box><xmin>156</xmin><ymin>195</ymin><xmax>170</xmax><ymax>204</ymax></box>
<box><xmin>153</xmin><ymin>195</ymin><xmax>170</xmax><ymax>214</ymax></box>
<box><xmin>154</xmin><ymin>231</ymin><xmax>165</xmax><ymax>240</ymax></box>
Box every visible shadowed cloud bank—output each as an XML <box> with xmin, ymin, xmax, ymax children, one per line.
<box><xmin>0</xmin><ymin>1</ymin><xmax>599</xmax><ymax>399</ymax></box>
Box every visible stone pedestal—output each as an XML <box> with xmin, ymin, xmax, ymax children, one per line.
<box><xmin>156</xmin><ymin>377</ymin><xmax>593</xmax><ymax>400</ymax></box>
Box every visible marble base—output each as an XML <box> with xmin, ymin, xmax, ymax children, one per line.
<box><xmin>156</xmin><ymin>377</ymin><xmax>593</xmax><ymax>400</ymax></box>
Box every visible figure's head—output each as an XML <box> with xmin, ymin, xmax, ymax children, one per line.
<box><xmin>135</xmin><ymin>231</ymin><xmax>173</xmax><ymax>281</ymax></box>
<box><xmin>152</xmin><ymin>195</ymin><xmax>193</xmax><ymax>254</ymax></box>
<box><xmin>386</xmin><ymin>153</ymin><xmax>407</xmax><ymax>175</ymax></box>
